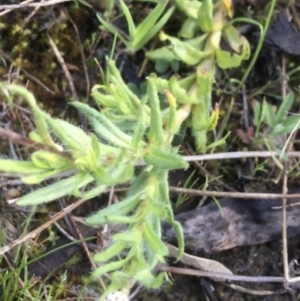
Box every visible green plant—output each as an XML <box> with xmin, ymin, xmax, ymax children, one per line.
<box><xmin>0</xmin><ymin>65</ymin><xmax>190</xmax><ymax>299</ymax></box>
<box><xmin>252</xmin><ymin>92</ymin><xmax>300</xmax><ymax>160</ymax></box>
<box><xmin>174</xmin><ymin>170</ymin><xmax>199</xmax><ymax>208</ymax></box>
<box><xmin>235</xmin><ymin>92</ymin><xmax>299</xmax><ymax>169</ymax></box>
<box><xmin>91</xmin><ymin>0</ymin><xmax>259</xmax><ymax>154</ymax></box>
<box><xmin>0</xmin><ymin>1</ymin><xmax>279</xmax><ymax>300</ymax></box>
<box><xmin>252</xmin><ymin>92</ymin><xmax>298</xmax><ymax>137</ymax></box>
<box><xmin>97</xmin><ymin>0</ymin><xmax>175</xmax><ymax>53</ymax></box>
<box><xmin>0</xmin><ymin>221</ymin><xmax>69</xmax><ymax>301</ymax></box>
<box><xmin>147</xmin><ymin>0</ymin><xmax>251</xmax><ymax>152</ymax></box>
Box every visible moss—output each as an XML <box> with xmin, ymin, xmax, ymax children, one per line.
<box><xmin>0</xmin><ymin>4</ymin><xmax>97</xmax><ymax>106</ymax></box>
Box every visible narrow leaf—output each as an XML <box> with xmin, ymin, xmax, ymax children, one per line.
<box><xmin>85</xmin><ymin>191</ymin><xmax>144</xmax><ymax>225</ymax></box>
<box><xmin>144</xmin><ymin>146</ymin><xmax>188</xmax><ymax>170</ymax></box>
<box><xmin>0</xmin><ymin>160</ymin><xmax>46</xmax><ymax>175</ymax></box>
<box><xmin>119</xmin><ymin>0</ymin><xmax>136</xmax><ymax>39</ymax></box>
<box><xmin>134</xmin><ymin>4</ymin><xmax>175</xmax><ymax>51</ymax></box>
<box><xmin>16</xmin><ymin>173</ymin><xmax>94</xmax><ymax>206</ymax></box>
<box><xmin>96</xmin><ymin>13</ymin><xmax>129</xmax><ymax>47</ymax></box>
<box><xmin>22</xmin><ymin>169</ymin><xmax>69</xmax><ymax>184</ymax></box>
<box><xmin>198</xmin><ymin>0</ymin><xmax>214</xmax><ymax>32</ymax></box>
<box><xmin>92</xmin><ymin>258</ymin><xmax>128</xmax><ymax>277</ymax></box>
<box><xmin>147</xmin><ymin>76</ymin><xmax>164</xmax><ymax>146</ymax></box>
<box><xmin>93</xmin><ymin>242</ymin><xmax>127</xmax><ymax>262</ymax></box>
<box><xmin>275</xmin><ymin>92</ymin><xmax>294</xmax><ymax>124</ymax></box>
<box><xmin>71</xmin><ymin>102</ymin><xmax>133</xmax><ymax>148</ymax></box>
<box><xmin>143</xmin><ymin>222</ymin><xmax>168</xmax><ymax>262</ymax></box>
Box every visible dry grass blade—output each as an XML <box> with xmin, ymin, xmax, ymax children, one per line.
<box><xmin>159</xmin><ymin>265</ymin><xmax>284</xmax><ymax>283</ymax></box>
<box><xmin>0</xmin><ymin>197</ymin><xmax>88</xmax><ymax>255</ymax></box>
<box><xmin>167</xmin><ymin>243</ymin><xmax>233</xmax><ymax>280</ymax></box>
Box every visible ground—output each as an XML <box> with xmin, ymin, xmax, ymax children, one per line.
<box><xmin>1</xmin><ymin>1</ymin><xmax>300</xmax><ymax>300</ymax></box>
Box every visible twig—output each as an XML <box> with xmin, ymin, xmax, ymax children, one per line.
<box><xmin>0</xmin><ymin>0</ymin><xmax>34</xmax><ymax>16</ymax></box>
<box><xmin>47</xmin><ymin>33</ymin><xmax>79</xmax><ymax>102</ymax></box>
<box><xmin>0</xmin><ymin>0</ymin><xmax>72</xmax><ymax>11</ymax></box>
<box><xmin>185</xmin><ymin>145</ymin><xmax>236</xmax><ymax>192</ymax></box>
<box><xmin>280</xmin><ymin>55</ymin><xmax>289</xmax><ymax>281</ymax></box>
<box><xmin>0</xmin><ymin>127</ymin><xmax>71</xmax><ymax>159</ymax></box>
<box><xmin>183</xmin><ymin>151</ymin><xmax>300</xmax><ymax>161</ymax></box>
<box><xmin>70</xmin><ymin>215</ymin><xmax>107</xmax><ymax>290</ymax></box>
<box><xmin>0</xmin><ymin>196</ymin><xmax>88</xmax><ymax>255</ymax></box>
<box><xmin>169</xmin><ymin>187</ymin><xmax>300</xmax><ymax>200</ymax></box>
<box><xmin>21</xmin><ymin>0</ymin><xmax>45</xmax><ymax>27</ymax></box>
<box><xmin>282</xmin><ymin>162</ymin><xmax>289</xmax><ymax>280</ymax></box>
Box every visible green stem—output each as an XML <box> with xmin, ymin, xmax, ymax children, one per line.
<box><xmin>233</xmin><ymin>0</ymin><xmax>278</xmax><ymax>93</ymax></box>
